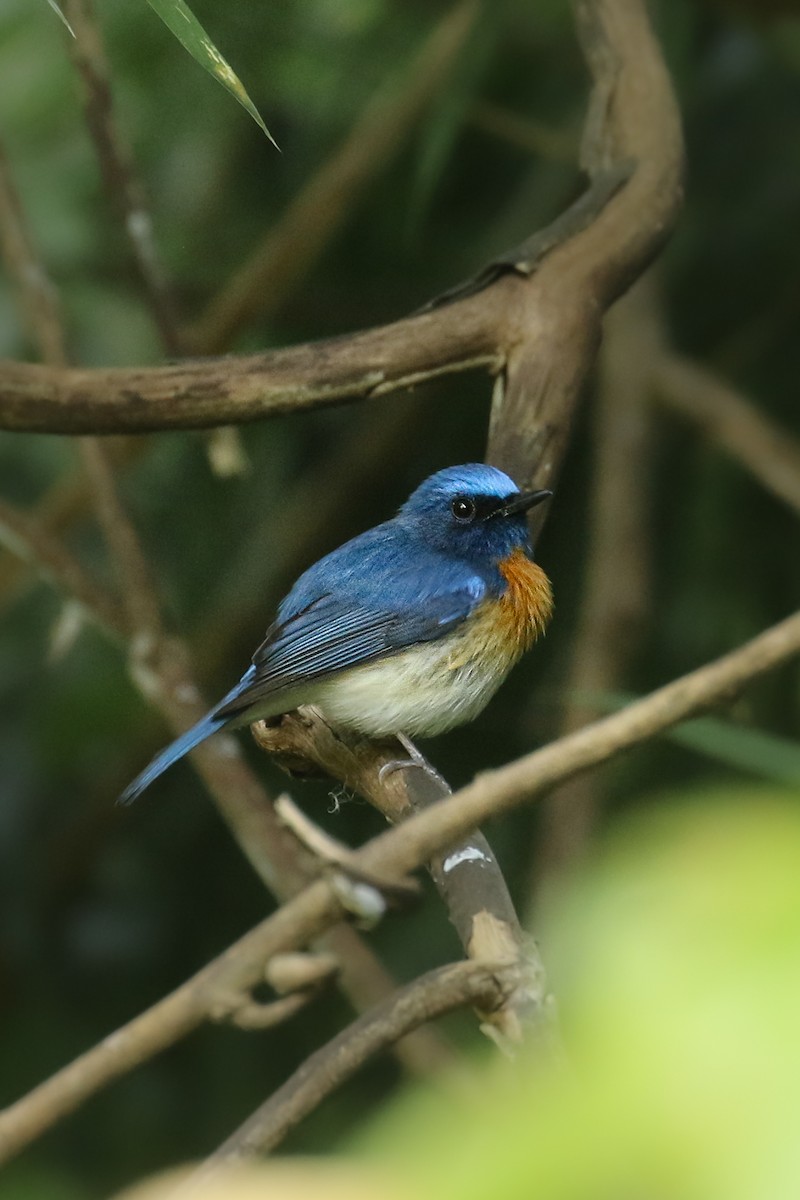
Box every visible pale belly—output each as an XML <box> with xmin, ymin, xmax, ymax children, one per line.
<box><xmin>243</xmin><ymin>554</ymin><xmax>551</xmax><ymax>739</ymax></box>
<box><xmin>307</xmin><ymin>614</ymin><xmax>523</xmax><ymax>738</ymax></box>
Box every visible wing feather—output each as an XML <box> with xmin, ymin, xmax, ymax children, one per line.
<box><xmin>215</xmin><ymin>587</ymin><xmax>480</xmax><ymax>721</ymax></box>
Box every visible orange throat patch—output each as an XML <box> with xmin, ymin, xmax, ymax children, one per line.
<box><xmin>497</xmin><ymin>547</ymin><xmax>554</xmax><ymax>653</ymax></box>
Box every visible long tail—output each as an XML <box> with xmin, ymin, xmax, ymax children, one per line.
<box><xmin>119</xmin><ymin>666</ymin><xmax>261</xmax><ymax>806</ymax></box>
<box><xmin>118</xmin><ymin>712</ymin><xmax>227</xmax><ymax>806</ymax></box>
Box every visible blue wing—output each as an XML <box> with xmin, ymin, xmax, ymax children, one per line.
<box><xmin>215</xmin><ymin>589</ymin><xmax>477</xmax><ymax>721</ymax></box>
<box><xmin>215</xmin><ymin>522</ymin><xmax>487</xmax><ymax>720</ymax></box>
<box><xmin>119</xmin><ymin>521</ymin><xmax>486</xmax><ymax>804</ymax></box>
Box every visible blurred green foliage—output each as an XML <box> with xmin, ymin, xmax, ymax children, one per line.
<box><xmin>0</xmin><ymin>0</ymin><xmax>799</xmax><ymax>1196</ymax></box>
<box><xmin>357</xmin><ymin>791</ymin><xmax>800</xmax><ymax>1200</ymax></box>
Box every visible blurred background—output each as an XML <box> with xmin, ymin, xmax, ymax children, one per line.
<box><xmin>0</xmin><ymin>0</ymin><xmax>799</xmax><ymax>1196</ymax></box>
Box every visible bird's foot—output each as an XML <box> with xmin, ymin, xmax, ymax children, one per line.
<box><xmin>378</xmin><ymin>732</ymin><xmax>451</xmax><ymax>793</ymax></box>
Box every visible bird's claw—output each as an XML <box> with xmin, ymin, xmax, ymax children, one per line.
<box><xmin>377</xmin><ymin>733</ymin><xmax>451</xmax><ymax>792</ymax></box>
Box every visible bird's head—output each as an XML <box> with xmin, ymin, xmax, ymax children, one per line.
<box><xmin>399</xmin><ymin>464</ymin><xmax>551</xmax><ymax>566</ymax></box>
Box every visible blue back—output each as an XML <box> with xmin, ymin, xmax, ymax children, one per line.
<box><xmin>120</xmin><ymin>464</ymin><xmax>540</xmax><ymax>802</ymax></box>
<box><xmin>216</xmin><ymin>464</ymin><xmax>535</xmax><ymax>720</ymax></box>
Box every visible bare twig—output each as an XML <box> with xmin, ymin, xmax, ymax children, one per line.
<box><xmin>0</xmin><ymin>496</ymin><xmax>126</xmax><ymax>636</ymax></box>
<box><xmin>61</xmin><ymin>0</ymin><xmax>184</xmax><ymax>353</ymax></box>
<box><xmin>469</xmin><ymin>101</ymin><xmax>578</xmax><ymax>163</ymax></box>
<box><xmin>199</xmin><ymin>961</ymin><xmax>513</xmax><ymax>1170</ymax></box>
<box><xmin>1</xmin><ymin>606</ymin><xmax>797</xmax><ymax>1165</ymax></box>
<box><xmin>186</xmin><ymin>1</ymin><xmax>480</xmax><ymax>354</ymax></box>
<box><xmin>653</xmin><ymin>354</ymin><xmax>800</xmax><ymax>517</ymax></box>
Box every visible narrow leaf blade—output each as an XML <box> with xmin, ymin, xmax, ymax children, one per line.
<box><xmin>145</xmin><ymin>0</ymin><xmax>278</xmax><ymax>148</ymax></box>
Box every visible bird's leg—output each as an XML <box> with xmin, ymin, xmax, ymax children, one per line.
<box><xmin>378</xmin><ymin>733</ymin><xmax>451</xmax><ymax>793</ymax></box>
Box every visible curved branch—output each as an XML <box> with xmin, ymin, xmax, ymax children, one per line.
<box><xmin>0</xmin><ymin>0</ymin><xmax>683</xmax><ymax>439</ymax></box>
<box><xmin>488</xmin><ymin>0</ymin><xmax>684</xmax><ymax>496</ymax></box>
<box><xmin>199</xmin><ymin>961</ymin><xmax>511</xmax><ymax>1169</ymax></box>
<box><xmin>0</xmin><ymin>306</ymin><xmax>501</xmax><ymax>433</ymax></box>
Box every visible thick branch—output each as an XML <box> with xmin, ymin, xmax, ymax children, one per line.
<box><xmin>0</xmin><ymin>0</ymin><xmax>684</xmax><ymax>439</ymax></box>
<box><xmin>534</xmin><ymin>275</ymin><xmax>660</xmax><ymax>888</ymax></box>
<box><xmin>0</xmin><ymin>301</ymin><xmax>501</xmax><ymax>434</ymax></box>
<box><xmin>488</xmin><ymin>0</ymin><xmax>683</xmax><ymax>496</ymax></box>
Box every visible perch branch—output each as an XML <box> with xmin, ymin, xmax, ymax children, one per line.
<box><xmin>1</xmin><ymin>605</ymin><xmax>797</xmax><ymax>1165</ymax></box>
<box><xmin>254</xmin><ymin>713</ymin><xmax>551</xmax><ymax>1045</ymax></box>
<box><xmin>187</xmin><ymin>0</ymin><xmax>480</xmax><ymax>354</ymax></box>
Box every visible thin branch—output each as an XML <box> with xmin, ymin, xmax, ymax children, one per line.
<box><xmin>1</xmin><ymin>605</ymin><xmax>797</xmax><ymax>1166</ymax></box>
<box><xmin>199</xmin><ymin>961</ymin><xmax>511</xmax><ymax>1170</ymax></box>
<box><xmin>0</xmin><ymin>140</ymin><xmax>127</xmax><ymax>634</ymax></box>
<box><xmin>61</xmin><ymin>0</ymin><xmax>184</xmax><ymax>353</ymax></box>
<box><xmin>469</xmin><ymin>101</ymin><xmax>578</xmax><ymax>163</ymax></box>
<box><xmin>653</xmin><ymin>354</ymin><xmax>800</xmax><ymax>517</ymax></box>
<box><xmin>0</xmin><ymin>440</ymin><xmax>143</xmax><ymax>621</ymax></box>
<box><xmin>186</xmin><ymin>1</ymin><xmax>480</xmax><ymax>355</ymax></box>
<box><xmin>0</xmin><ymin>497</ymin><xmax>126</xmax><ymax>636</ymax></box>
<box><xmin>78</xmin><ymin>439</ymin><xmax>163</xmax><ymax>638</ymax></box>
<box><xmin>59</xmin><ymin>0</ymin><xmax>254</xmax><ymax>473</ymax></box>
<box><xmin>0</xmin><ymin>144</ymin><xmax>68</xmax><ymax>365</ymax></box>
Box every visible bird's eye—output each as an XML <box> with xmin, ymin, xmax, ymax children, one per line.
<box><xmin>450</xmin><ymin>496</ymin><xmax>476</xmax><ymax>522</ymax></box>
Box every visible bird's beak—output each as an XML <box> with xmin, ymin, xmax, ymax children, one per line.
<box><xmin>498</xmin><ymin>489</ymin><xmax>552</xmax><ymax>517</ymax></box>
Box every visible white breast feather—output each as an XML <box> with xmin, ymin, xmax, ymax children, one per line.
<box><xmin>308</xmin><ymin>606</ymin><xmax>520</xmax><ymax>738</ymax></box>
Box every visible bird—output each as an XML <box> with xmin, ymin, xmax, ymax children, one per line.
<box><xmin>119</xmin><ymin>464</ymin><xmax>553</xmax><ymax>805</ymax></box>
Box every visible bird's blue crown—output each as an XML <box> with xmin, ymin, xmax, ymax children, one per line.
<box><xmin>400</xmin><ymin>464</ymin><xmax>520</xmax><ymax>513</ymax></box>
<box><xmin>398</xmin><ymin>463</ymin><xmax>535</xmax><ymax>568</ymax></box>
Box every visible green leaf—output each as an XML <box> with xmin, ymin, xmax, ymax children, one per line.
<box><xmin>572</xmin><ymin>688</ymin><xmax>800</xmax><ymax>787</ymax></box>
<box><xmin>666</xmin><ymin>715</ymin><xmax>800</xmax><ymax>786</ymax></box>
<box><xmin>45</xmin><ymin>0</ymin><xmax>75</xmax><ymax>36</ymax></box>
<box><xmin>145</xmin><ymin>0</ymin><xmax>278</xmax><ymax>148</ymax></box>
